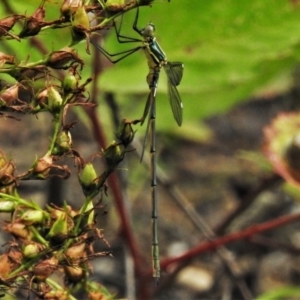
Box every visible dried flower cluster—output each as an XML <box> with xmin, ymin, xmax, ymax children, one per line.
<box><xmin>0</xmin><ymin>0</ymin><xmax>147</xmax><ymax>299</ymax></box>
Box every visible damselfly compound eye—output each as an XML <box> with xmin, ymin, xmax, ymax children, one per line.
<box><xmin>141</xmin><ymin>24</ymin><xmax>155</xmax><ymax>38</ymax></box>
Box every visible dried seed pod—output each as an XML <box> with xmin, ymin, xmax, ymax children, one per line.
<box><xmin>19</xmin><ymin>1</ymin><xmax>46</xmax><ymax>38</ymax></box>
<box><xmin>0</xmin><ymin>52</ymin><xmax>14</xmax><ymax>69</ymax></box>
<box><xmin>4</xmin><ymin>222</ymin><xmax>32</xmax><ymax>240</ymax></box>
<box><xmin>0</xmin><ymin>84</ymin><xmax>21</xmax><ymax>107</ymax></box>
<box><xmin>0</xmin><ymin>14</ymin><xmax>24</xmax><ymax>40</ymax></box>
<box><xmin>0</xmin><ymin>149</ymin><xmax>16</xmax><ymax>190</ymax></box>
<box><xmin>30</xmin><ymin>155</ymin><xmax>53</xmax><ymax>179</ymax></box>
<box><xmin>65</xmin><ymin>242</ymin><xmax>86</xmax><ymax>262</ymax></box>
<box><xmin>64</xmin><ymin>264</ymin><xmax>86</xmax><ymax>283</ymax></box>
<box><xmin>46</xmin><ymin>48</ymin><xmax>84</xmax><ymax>70</ymax></box>
<box><xmin>61</xmin><ymin>0</ymin><xmax>83</xmax><ymax>20</ymax></box>
<box><xmin>0</xmin><ymin>254</ymin><xmax>13</xmax><ymax>280</ymax></box>
<box><xmin>33</xmin><ymin>256</ymin><xmax>59</xmax><ymax>282</ymax></box>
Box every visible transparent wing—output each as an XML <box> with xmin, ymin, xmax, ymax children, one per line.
<box><xmin>167</xmin><ymin>80</ymin><xmax>183</xmax><ymax>126</ymax></box>
<box><xmin>140</xmin><ymin>88</ymin><xmax>155</xmax><ymax>162</ymax></box>
<box><xmin>140</xmin><ymin>91</ymin><xmax>152</xmax><ymax>126</ymax></box>
<box><xmin>164</xmin><ymin>62</ymin><xmax>184</xmax><ymax>86</ymax></box>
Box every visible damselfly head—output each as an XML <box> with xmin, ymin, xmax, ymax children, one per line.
<box><xmin>141</xmin><ymin>23</ymin><xmax>156</xmax><ymax>39</ymax></box>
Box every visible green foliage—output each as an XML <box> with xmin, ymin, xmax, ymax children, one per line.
<box><xmin>3</xmin><ymin>0</ymin><xmax>300</xmax><ymax>136</ymax></box>
<box><xmin>99</xmin><ymin>0</ymin><xmax>300</xmax><ymax>129</ymax></box>
<box><xmin>255</xmin><ymin>286</ymin><xmax>300</xmax><ymax>300</ymax></box>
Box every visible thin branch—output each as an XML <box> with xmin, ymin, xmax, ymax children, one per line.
<box><xmin>160</xmin><ymin>212</ymin><xmax>300</xmax><ymax>271</ymax></box>
<box><xmin>213</xmin><ymin>173</ymin><xmax>282</xmax><ymax>235</ymax></box>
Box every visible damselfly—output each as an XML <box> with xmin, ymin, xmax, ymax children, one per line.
<box><xmin>91</xmin><ymin>6</ymin><xmax>184</xmax><ymax>282</ymax></box>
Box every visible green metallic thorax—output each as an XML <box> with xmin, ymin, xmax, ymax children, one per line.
<box><xmin>143</xmin><ymin>37</ymin><xmax>167</xmax><ymax>69</ymax></box>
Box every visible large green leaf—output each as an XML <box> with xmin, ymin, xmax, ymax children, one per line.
<box><xmin>98</xmin><ymin>0</ymin><xmax>300</xmax><ymax>129</ymax></box>
<box><xmin>2</xmin><ymin>0</ymin><xmax>300</xmax><ymax>134</ymax></box>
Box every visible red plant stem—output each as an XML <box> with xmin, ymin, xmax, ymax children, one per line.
<box><xmin>85</xmin><ymin>103</ymin><xmax>142</xmax><ymax>277</ymax></box>
<box><xmin>87</xmin><ymin>48</ymin><xmax>143</xmax><ymax>279</ymax></box>
<box><xmin>214</xmin><ymin>174</ymin><xmax>282</xmax><ymax>235</ymax></box>
<box><xmin>160</xmin><ymin>212</ymin><xmax>300</xmax><ymax>271</ymax></box>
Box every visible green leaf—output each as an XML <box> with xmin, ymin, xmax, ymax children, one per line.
<box><xmin>255</xmin><ymin>286</ymin><xmax>300</xmax><ymax>300</ymax></box>
<box><xmin>98</xmin><ymin>0</ymin><xmax>300</xmax><ymax>130</ymax></box>
<box><xmin>2</xmin><ymin>0</ymin><xmax>300</xmax><ymax>135</ymax></box>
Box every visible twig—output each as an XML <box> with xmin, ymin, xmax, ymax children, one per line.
<box><xmin>213</xmin><ymin>173</ymin><xmax>282</xmax><ymax>235</ymax></box>
<box><xmin>160</xmin><ymin>212</ymin><xmax>300</xmax><ymax>270</ymax></box>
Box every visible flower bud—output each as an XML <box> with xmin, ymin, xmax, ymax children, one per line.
<box><xmin>23</xmin><ymin>242</ymin><xmax>44</xmax><ymax>259</ymax></box>
<box><xmin>78</xmin><ymin>163</ymin><xmax>100</xmax><ymax>196</ymax></box>
<box><xmin>102</xmin><ymin>142</ymin><xmax>125</xmax><ymax>169</ymax></box>
<box><xmin>20</xmin><ymin>210</ymin><xmax>46</xmax><ymax>224</ymax></box>
<box><xmin>47</xmin><ymin>213</ymin><xmax>69</xmax><ymax>240</ymax></box>
<box><xmin>79</xmin><ymin>199</ymin><xmax>95</xmax><ymax>227</ymax></box>
<box><xmin>52</xmin><ymin>130</ymin><xmax>72</xmax><ymax>156</ymax></box>
<box><xmin>116</xmin><ymin>119</ymin><xmax>135</xmax><ymax>146</ymax></box>
<box><xmin>62</xmin><ymin>68</ymin><xmax>78</xmax><ymax>94</ymax></box>
<box><xmin>48</xmin><ymin>86</ymin><xmax>63</xmax><ymax>114</ymax></box>
<box><xmin>0</xmin><ymin>200</ymin><xmax>15</xmax><ymax>212</ymax></box>
<box><xmin>71</xmin><ymin>5</ymin><xmax>90</xmax><ymax>44</ymax></box>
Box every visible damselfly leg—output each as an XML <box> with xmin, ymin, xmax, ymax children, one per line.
<box><xmin>90</xmin><ymin>8</ymin><xmax>142</xmax><ymax>63</ymax></box>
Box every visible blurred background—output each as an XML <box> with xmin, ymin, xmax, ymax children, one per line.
<box><xmin>2</xmin><ymin>0</ymin><xmax>300</xmax><ymax>299</ymax></box>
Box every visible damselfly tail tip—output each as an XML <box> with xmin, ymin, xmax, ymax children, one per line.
<box><xmin>176</xmin><ymin>117</ymin><xmax>182</xmax><ymax>127</ymax></box>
